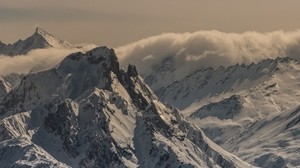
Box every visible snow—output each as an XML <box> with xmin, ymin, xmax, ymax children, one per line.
<box><xmin>159</xmin><ymin>57</ymin><xmax>300</xmax><ymax>167</ymax></box>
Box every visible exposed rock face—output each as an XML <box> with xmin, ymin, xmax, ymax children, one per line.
<box><xmin>44</xmin><ymin>99</ymin><xmax>79</xmax><ymax>158</ymax></box>
<box><xmin>0</xmin><ymin>77</ymin><xmax>11</xmax><ymax>102</ymax></box>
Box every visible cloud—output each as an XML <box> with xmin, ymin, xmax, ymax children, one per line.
<box><xmin>116</xmin><ymin>30</ymin><xmax>300</xmax><ymax>77</ymax></box>
<box><xmin>0</xmin><ymin>44</ymin><xmax>96</xmax><ymax>76</ymax></box>
<box><xmin>2</xmin><ymin>30</ymin><xmax>300</xmax><ymax>80</ymax></box>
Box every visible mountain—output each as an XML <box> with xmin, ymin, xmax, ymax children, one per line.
<box><xmin>0</xmin><ymin>46</ymin><xmax>252</xmax><ymax>167</ymax></box>
<box><xmin>0</xmin><ymin>27</ymin><xmax>72</xmax><ymax>56</ymax></box>
<box><xmin>158</xmin><ymin>57</ymin><xmax>300</xmax><ymax>167</ymax></box>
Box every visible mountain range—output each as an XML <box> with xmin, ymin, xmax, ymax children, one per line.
<box><xmin>1</xmin><ymin>28</ymin><xmax>300</xmax><ymax>167</ymax></box>
<box><xmin>155</xmin><ymin>57</ymin><xmax>300</xmax><ymax>167</ymax></box>
<box><xmin>0</xmin><ymin>44</ymin><xmax>252</xmax><ymax>167</ymax></box>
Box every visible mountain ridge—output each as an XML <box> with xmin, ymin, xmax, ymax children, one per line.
<box><xmin>159</xmin><ymin>57</ymin><xmax>296</xmax><ymax>109</ymax></box>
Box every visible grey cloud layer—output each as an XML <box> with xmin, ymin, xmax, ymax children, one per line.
<box><xmin>116</xmin><ymin>30</ymin><xmax>300</xmax><ymax>76</ymax></box>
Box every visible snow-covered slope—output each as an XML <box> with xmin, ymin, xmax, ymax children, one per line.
<box><xmin>0</xmin><ymin>47</ymin><xmax>252</xmax><ymax>167</ymax></box>
<box><xmin>159</xmin><ymin>57</ymin><xmax>300</xmax><ymax>167</ymax></box>
<box><xmin>0</xmin><ymin>27</ymin><xmax>72</xmax><ymax>56</ymax></box>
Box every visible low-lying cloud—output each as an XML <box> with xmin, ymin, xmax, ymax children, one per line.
<box><xmin>116</xmin><ymin>30</ymin><xmax>300</xmax><ymax>76</ymax></box>
<box><xmin>2</xmin><ymin>30</ymin><xmax>300</xmax><ymax>79</ymax></box>
<box><xmin>0</xmin><ymin>44</ymin><xmax>96</xmax><ymax>76</ymax></box>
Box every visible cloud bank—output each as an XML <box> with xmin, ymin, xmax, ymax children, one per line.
<box><xmin>2</xmin><ymin>30</ymin><xmax>300</xmax><ymax>79</ymax></box>
<box><xmin>0</xmin><ymin>44</ymin><xmax>96</xmax><ymax>76</ymax></box>
<box><xmin>116</xmin><ymin>30</ymin><xmax>300</xmax><ymax>76</ymax></box>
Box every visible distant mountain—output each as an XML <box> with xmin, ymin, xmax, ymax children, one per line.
<box><xmin>158</xmin><ymin>57</ymin><xmax>300</xmax><ymax>167</ymax></box>
<box><xmin>0</xmin><ymin>27</ymin><xmax>72</xmax><ymax>56</ymax></box>
<box><xmin>143</xmin><ymin>56</ymin><xmax>177</xmax><ymax>94</ymax></box>
<box><xmin>0</xmin><ymin>47</ymin><xmax>251</xmax><ymax>167</ymax></box>
<box><xmin>159</xmin><ymin>58</ymin><xmax>285</xmax><ymax>109</ymax></box>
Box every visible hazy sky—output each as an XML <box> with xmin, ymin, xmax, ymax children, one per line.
<box><xmin>1</xmin><ymin>0</ymin><xmax>300</xmax><ymax>47</ymax></box>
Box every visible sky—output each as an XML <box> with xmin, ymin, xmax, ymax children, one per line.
<box><xmin>1</xmin><ymin>0</ymin><xmax>300</xmax><ymax>47</ymax></box>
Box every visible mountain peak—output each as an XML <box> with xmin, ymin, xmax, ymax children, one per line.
<box><xmin>31</xmin><ymin>27</ymin><xmax>72</xmax><ymax>49</ymax></box>
<box><xmin>0</xmin><ymin>27</ymin><xmax>72</xmax><ymax>56</ymax></box>
<box><xmin>63</xmin><ymin>46</ymin><xmax>118</xmax><ymax>66</ymax></box>
<box><xmin>35</xmin><ymin>27</ymin><xmax>43</xmax><ymax>33</ymax></box>
<box><xmin>34</xmin><ymin>27</ymin><xmax>52</xmax><ymax>37</ymax></box>
<box><xmin>127</xmin><ymin>64</ymin><xmax>138</xmax><ymax>77</ymax></box>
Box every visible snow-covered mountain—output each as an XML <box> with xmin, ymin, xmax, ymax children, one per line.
<box><xmin>159</xmin><ymin>57</ymin><xmax>300</xmax><ymax>167</ymax></box>
<box><xmin>0</xmin><ymin>46</ymin><xmax>252</xmax><ymax>167</ymax></box>
<box><xmin>0</xmin><ymin>27</ymin><xmax>72</xmax><ymax>56</ymax></box>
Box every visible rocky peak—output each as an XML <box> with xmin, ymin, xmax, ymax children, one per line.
<box><xmin>60</xmin><ymin>46</ymin><xmax>120</xmax><ymax>75</ymax></box>
<box><xmin>127</xmin><ymin>64</ymin><xmax>138</xmax><ymax>77</ymax></box>
<box><xmin>34</xmin><ymin>27</ymin><xmax>51</xmax><ymax>36</ymax></box>
<box><xmin>1</xmin><ymin>46</ymin><xmax>139</xmax><ymax>111</ymax></box>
